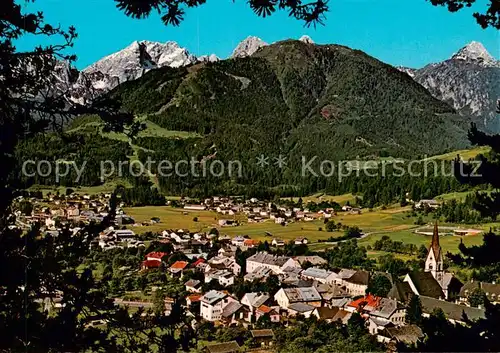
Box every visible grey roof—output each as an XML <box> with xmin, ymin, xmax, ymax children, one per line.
<box><xmin>222</xmin><ymin>301</ymin><xmax>243</xmax><ymax>318</ymax></box>
<box><xmin>247</xmin><ymin>252</ymin><xmax>292</xmax><ymax>267</ymax></box>
<box><xmin>420</xmin><ymin>296</ymin><xmax>486</xmax><ymax>322</ymax></box>
<box><xmin>201</xmin><ymin>290</ymin><xmax>227</xmax><ymax>305</ymax></box>
<box><xmin>317</xmin><ymin>284</ymin><xmax>350</xmax><ymax>300</ymax></box>
<box><xmin>288</xmin><ymin>302</ymin><xmax>315</xmax><ymax>313</ymax></box>
<box><xmin>244</xmin><ymin>292</ymin><xmax>270</xmax><ymax>308</ymax></box>
<box><xmin>283</xmin><ymin>287</ymin><xmax>321</xmax><ymax>303</ymax></box>
<box><xmin>387</xmin><ymin>280</ymin><xmax>413</xmax><ymax>303</ymax></box>
<box><xmin>460</xmin><ymin>280</ymin><xmax>500</xmax><ymax>299</ymax></box>
<box><xmin>330</xmin><ymin>298</ymin><xmax>350</xmax><ymax>308</ymax></box>
<box><xmin>407</xmin><ymin>272</ymin><xmax>445</xmax><ymax>299</ymax></box>
<box><xmin>384</xmin><ymin>325</ymin><xmax>424</xmax><ymax>345</ymax></box>
<box><xmin>185</xmin><ymin>279</ymin><xmax>201</xmax><ymax>288</ymax></box>
<box><xmin>244</xmin><ymin>266</ymin><xmax>272</xmax><ymax>281</ymax></box>
<box><xmin>302</xmin><ymin>267</ymin><xmax>336</xmax><ymax>280</ymax></box>
<box><xmin>282</xmin><ymin>266</ymin><xmax>303</xmax><ymax>275</ymax></box>
<box><xmin>370</xmin><ymin>298</ymin><xmax>402</xmax><ymax>319</ymax></box>
<box><xmin>294</xmin><ymin>256</ymin><xmax>327</xmax><ymax>266</ymax></box>
<box><xmin>369</xmin><ymin>316</ymin><xmax>394</xmax><ymax>327</ymax></box>
<box><xmin>205</xmin><ymin>341</ymin><xmax>240</xmax><ymax>353</ymax></box>
<box><xmin>337</xmin><ymin>268</ymin><xmax>357</xmax><ymax>279</ymax></box>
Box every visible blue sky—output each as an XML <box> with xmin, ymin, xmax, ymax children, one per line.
<box><xmin>18</xmin><ymin>0</ymin><xmax>499</xmax><ymax>69</ymax></box>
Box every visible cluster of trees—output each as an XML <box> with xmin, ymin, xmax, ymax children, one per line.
<box><xmin>434</xmin><ymin>194</ymin><xmax>492</xmax><ymax>223</ymax></box>
<box><xmin>324</xmin><ymin>240</ymin><xmax>375</xmax><ymax>270</ymax></box>
<box><xmin>12</xmin><ymin>133</ymin><xmax>132</xmax><ymax>187</ymax></box>
<box><xmin>116</xmin><ymin>178</ymin><xmax>166</xmax><ymax>206</ymax></box>
<box><xmin>372</xmin><ymin>235</ymin><xmax>428</xmax><ymax>256</ymax></box>
<box><xmin>272</xmin><ymin>314</ymin><xmax>382</xmax><ymax>352</ymax></box>
<box><xmin>447</xmin><ymin>231</ymin><xmax>500</xmax><ymax>282</ymax></box>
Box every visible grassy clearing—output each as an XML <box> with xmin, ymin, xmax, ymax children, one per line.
<box><xmin>121</xmin><ymin>201</ymin><xmax>495</xmax><ymax>259</ymax></box>
<box><xmin>282</xmin><ymin>193</ymin><xmax>358</xmax><ymax>205</ymax></box>
<box><xmin>359</xmin><ymin>229</ymin><xmax>484</xmax><ymax>255</ymax></box>
<box><xmin>124</xmin><ymin>206</ymin><xmax>343</xmax><ymax>241</ymax></box>
<box><xmin>28</xmin><ymin>180</ymin><xmax>132</xmax><ymax>196</ymax></box>
<box><xmin>425</xmin><ymin>146</ymin><xmax>490</xmax><ymax>161</ymax></box>
<box><xmin>124</xmin><ymin>207</ymin><xmax>224</xmax><ymax>233</ymax></box>
<box><xmin>69</xmin><ymin>116</ymin><xmax>199</xmax><ymax>141</ymax></box>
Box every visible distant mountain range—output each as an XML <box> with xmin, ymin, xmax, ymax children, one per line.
<box><xmin>53</xmin><ymin>37</ymin><xmax>499</xmax><ymax>134</ymax></box>
<box><xmin>103</xmin><ymin>39</ymin><xmax>470</xmax><ymax>161</ymax></box>
<box><xmin>397</xmin><ymin>41</ymin><xmax>500</xmax><ymax>132</ymax></box>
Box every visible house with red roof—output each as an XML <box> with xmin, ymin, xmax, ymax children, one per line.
<box><xmin>347</xmin><ymin>294</ymin><xmax>406</xmax><ymax>332</ymax></box>
<box><xmin>146</xmin><ymin>252</ymin><xmax>168</xmax><ymax>262</ymax></box>
<box><xmin>169</xmin><ymin>261</ymin><xmax>189</xmax><ymax>277</ymax></box>
<box><xmin>243</xmin><ymin>239</ymin><xmax>261</xmax><ymax>248</ymax></box>
<box><xmin>256</xmin><ymin>305</ymin><xmax>280</xmax><ymax>323</ymax></box>
<box><xmin>141</xmin><ymin>260</ymin><xmax>162</xmax><ymax>270</ymax></box>
<box><xmin>192</xmin><ymin>258</ymin><xmax>206</xmax><ymax>268</ymax></box>
<box><xmin>186</xmin><ymin>294</ymin><xmax>202</xmax><ymax>308</ymax></box>
<box><xmin>141</xmin><ymin>251</ymin><xmax>168</xmax><ymax>270</ymax></box>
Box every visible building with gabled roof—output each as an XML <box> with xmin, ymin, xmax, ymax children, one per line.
<box><xmin>203</xmin><ymin>341</ymin><xmax>240</xmax><ymax>353</ymax></box>
<box><xmin>274</xmin><ymin>287</ymin><xmax>322</xmax><ymax>309</ymax></box>
<box><xmin>200</xmin><ymin>290</ymin><xmax>237</xmax><ymax>322</ymax></box>
<box><xmin>404</xmin><ymin>271</ymin><xmax>445</xmax><ymax>299</ymax></box>
<box><xmin>241</xmin><ymin>292</ymin><xmax>270</xmax><ymax>312</ymax></box>
<box><xmin>301</xmin><ymin>267</ymin><xmax>338</xmax><ymax>284</ymax></box>
<box><xmin>420</xmin><ymin>295</ymin><xmax>486</xmax><ymax>324</ymax></box>
<box><xmin>459</xmin><ymin>280</ymin><xmax>500</xmax><ymax>305</ymax></box>
<box><xmin>246</xmin><ymin>252</ymin><xmax>300</xmax><ymax>274</ymax></box>
<box><xmin>169</xmin><ymin>261</ymin><xmax>189</xmax><ymax>277</ymax></box>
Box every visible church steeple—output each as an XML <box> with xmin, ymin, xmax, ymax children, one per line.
<box><xmin>425</xmin><ymin>221</ymin><xmax>444</xmax><ymax>282</ymax></box>
<box><xmin>430</xmin><ymin>221</ymin><xmax>441</xmax><ymax>260</ymax></box>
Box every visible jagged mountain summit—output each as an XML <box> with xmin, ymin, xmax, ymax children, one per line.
<box><xmin>231</xmin><ymin>36</ymin><xmax>268</xmax><ymax>58</ymax></box>
<box><xmin>82</xmin><ymin>40</ymin><xmax>197</xmax><ymax>91</ymax></box>
<box><xmin>398</xmin><ymin>41</ymin><xmax>500</xmax><ymax>132</ymax></box>
<box><xmin>451</xmin><ymin>41</ymin><xmax>498</xmax><ymax>67</ymax></box>
<box><xmin>198</xmin><ymin>54</ymin><xmax>220</xmax><ymax>63</ymax></box>
<box><xmin>53</xmin><ymin>40</ymin><xmax>216</xmax><ymax>104</ymax></box>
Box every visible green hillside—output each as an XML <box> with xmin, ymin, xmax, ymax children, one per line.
<box><xmin>14</xmin><ymin>40</ymin><xmax>475</xmax><ymax>200</ymax></box>
<box><xmin>111</xmin><ymin>40</ymin><xmax>470</xmax><ymax>161</ymax></box>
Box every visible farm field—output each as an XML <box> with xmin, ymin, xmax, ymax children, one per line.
<box><xmin>125</xmin><ymin>206</ymin><xmax>343</xmax><ymax>241</ymax></box>
<box><xmin>358</xmin><ymin>229</ymin><xmax>484</xmax><ymax>255</ymax></box>
<box><xmin>282</xmin><ymin>193</ymin><xmax>358</xmax><ymax>205</ymax></box>
<box><xmin>124</xmin><ymin>203</ymin><xmax>492</xmax><ymax>258</ymax></box>
<box><xmin>424</xmin><ymin>146</ymin><xmax>490</xmax><ymax>161</ymax></box>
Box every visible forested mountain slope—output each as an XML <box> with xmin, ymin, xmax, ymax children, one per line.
<box><xmin>111</xmin><ymin>39</ymin><xmax>470</xmax><ymax>162</ymax></box>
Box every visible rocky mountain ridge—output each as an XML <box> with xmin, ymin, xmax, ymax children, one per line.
<box><xmin>397</xmin><ymin>41</ymin><xmax>500</xmax><ymax>132</ymax></box>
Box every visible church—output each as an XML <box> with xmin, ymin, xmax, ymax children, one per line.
<box><xmin>404</xmin><ymin>222</ymin><xmax>463</xmax><ymax>300</ymax></box>
<box><xmin>424</xmin><ymin>222</ymin><xmax>462</xmax><ymax>300</ymax></box>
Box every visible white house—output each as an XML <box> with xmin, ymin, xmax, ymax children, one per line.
<box><xmin>241</xmin><ymin>292</ymin><xmax>270</xmax><ymax>313</ymax></box>
<box><xmin>200</xmin><ymin>290</ymin><xmax>237</xmax><ymax>322</ymax></box>
<box><xmin>301</xmin><ymin>267</ymin><xmax>338</xmax><ymax>284</ymax></box>
<box><xmin>274</xmin><ymin>287</ymin><xmax>322</xmax><ymax>309</ymax></box>
<box><xmin>246</xmin><ymin>252</ymin><xmax>300</xmax><ymax>275</ymax></box>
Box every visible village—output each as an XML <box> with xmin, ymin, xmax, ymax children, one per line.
<box><xmin>10</xmin><ymin>190</ymin><xmax>500</xmax><ymax>352</ymax></box>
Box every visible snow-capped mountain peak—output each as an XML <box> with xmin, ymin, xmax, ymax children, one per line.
<box><xmin>198</xmin><ymin>54</ymin><xmax>220</xmax><ymax>63</ymax></box>
<box><xmin>299</xmin><ymin>35</ymin><xmax>314</xmax><ymax>44</ymax></box>
<box><xmin>396</xmin><ymin>66</ymin><xmax>417</xmax><ymax>78</ymax></box>
<box><xmin>451</xmin><ymin>41</ymin><xmax>497</xmax><ymax>66</ymax></box>
<box><xmin>231</xmin><ymin>36</ymin><xmax>268</xmax><ymax>58</ymax></box>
